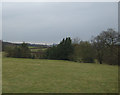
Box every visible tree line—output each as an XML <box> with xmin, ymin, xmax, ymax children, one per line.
<box><xmin>4</xmin><ymin>28</ymin><xmax>119</xmax><ymax>65</ymax></box>
<box><xmin>5</xmin><ymin>42</ymin><xmax>31</xmax><ymax>58</ymax></box>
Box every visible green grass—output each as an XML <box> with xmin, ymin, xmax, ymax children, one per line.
<box><xmin>28</xmin><ymin>46</ymin><xmax>36</xmax><ymax>49</ymax></box>
<box><xmin>2</xmin><ymin>57</ymin><xmax>118</xmax><ymax>93</ymax></box>
<box><xmin>29</xmin><ymin>46</ymin><xmax>47</xmax><ymax>52</ymax></box>
<box><xmin>30</xmin><ymin>49</ymin><xmax>41</xmax><ymax>52</ymax></box>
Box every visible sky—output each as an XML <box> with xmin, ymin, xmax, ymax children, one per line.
<box><xmin>2</xmin><ymin>2</ymin><xmax>118</xmax><ymax>44</ymax></box>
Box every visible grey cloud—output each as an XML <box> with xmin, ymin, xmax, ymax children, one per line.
<box><xmin>2</xmin><ymin>2</ymin><xmax>118</xmax><ymax>44</ymax></box>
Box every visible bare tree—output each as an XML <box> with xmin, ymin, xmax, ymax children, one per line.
<box><xmin>72</xmin><ymin>37</ymin><xmax>81</xmax><ymax>44</ymax></box>
<box><xmin>92</xmin><ymin>28</ymin><xmax>118</xmax><ymax>64</ymax></box>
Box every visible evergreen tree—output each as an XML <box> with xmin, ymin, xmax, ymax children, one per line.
<box><xmin>46</xmin><ymin>37</ymin><xmax>73</xmax><ymax>60</ymax></box>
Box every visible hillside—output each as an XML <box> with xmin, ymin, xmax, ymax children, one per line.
<box><xmin>2</xmin><ymin>57</ymin><xmax>118</xmax><ymax>93</ymax></box>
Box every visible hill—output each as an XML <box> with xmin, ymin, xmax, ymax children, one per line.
<box><xmin>1</xmin><ymin>40</ymin><xmax>51</xmax><ymax>51</ymax></box>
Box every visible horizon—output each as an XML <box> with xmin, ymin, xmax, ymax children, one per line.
<box><xmin>2</xmin><ymin>40</ymin><xmax>54</xmax><ymax>45</ymax></box>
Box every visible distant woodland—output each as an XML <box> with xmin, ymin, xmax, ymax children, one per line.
<box><xmin>2</xmin><ymin>28</ymin><xmax>120</xmax><ymax>65</ymax></box>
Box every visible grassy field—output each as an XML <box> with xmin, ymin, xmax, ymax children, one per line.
<box><xmin>29</xmin><ymin>46</ymin><xmax>47</xmax><ymax>52</ymax></box>
<box><xmin>2</xmin><ymin>57</ymin><xmax>118</xmax><ymax>93</ymax></box>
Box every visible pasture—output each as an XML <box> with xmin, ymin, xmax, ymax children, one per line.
<box><xmin>29</xmin><ymin>46</ymin><xmax>47</xmax><ymax>52</ymax></box>
<box><xmin>2</xmin><ymin>57</ymin><xmax>118</xmax><ymax>93</ymax></box>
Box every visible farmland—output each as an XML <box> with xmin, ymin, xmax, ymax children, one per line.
<box><xmin>2</xmin><ymin>57</ymin><xmax>118</xmax><ymax>93</ymax></box>
<box><xmin>2</xmin><ymin>2</ymin><xmax>118</xmax><ymax>93</ymax></box>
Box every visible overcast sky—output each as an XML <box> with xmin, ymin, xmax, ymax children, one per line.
<box><xmin>2</xmin><ymin>2</ymin><xmax>118</xmax><ymax>44</ymax></box>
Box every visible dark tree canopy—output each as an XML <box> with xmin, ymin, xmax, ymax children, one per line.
<box><xmin>46</xmin><ymin>37</ymin><xmax>73</xmax><ymax>60</ymax></box>
<box><xmin>92</xmin><ymin>28</ymin><xmax>118</xmax><ymax>65</ymax></box>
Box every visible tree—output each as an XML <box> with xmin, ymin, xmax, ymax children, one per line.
<box><xmin>20</xmin><ymin>42</ymin><xmax>31</xmax><ymax>58</ymax></box>
<box><xmin>5</xmin><ymin>42</ymin><xmax>31</xmax><ymax>58</ymax></box>
<box><xmin>72</xmin><ymin>37</ymin><xmax>81</xmax><ymax>44</ymax></box>
<box><xmin>46</xmin><ymin>37</ymin><xmax>73</xmax><ymax>60</ymax></box>
<box><xmin>92</xmin><ymin>35</ymin><xmax>105</xmax><ymax>64</ymax></box>
<box><xmin>6</xmin><ymin>46</ymin><xmax>15</xmax><ymax>57</ymax></box>
<box><xmin>13</xmin><ymin>46</ymin><xmax>22</xmax><ymax>58</ymax></box>
<box><xmin>92</xmin><ymin>28</ymin><xmax>119</xmax><ymax>65</ymax></box>
<box><xmin>46</xmin><ymin>45</ymin><xmax>58</xmax><ymax>59</ymax></box>
<box><xmin>72</xmin><ymin>41</ymin><xmax>95</xmax><ymax>63</ymax></box>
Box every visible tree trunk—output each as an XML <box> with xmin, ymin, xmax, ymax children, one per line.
<box><xmin>100</xmin><ymin>60</ymin><xmax>102</xmax><ymax>64</ymax></box>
